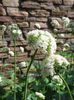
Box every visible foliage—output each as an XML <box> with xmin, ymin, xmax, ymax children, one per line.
<box><xmin>0</xmin><ymin>20</ymin><xmax>74</xmax><ymax>100</ymax></box>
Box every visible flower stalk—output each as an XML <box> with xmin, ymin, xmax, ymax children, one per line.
<box><xmin>59</xmin><ymin>74</ymin><xmax>73</xmax><ymax>100</ymax></box>
<box><xmin>23</xmin><ymin>49</ymin><xmax>38</xmax><ymax>100</ymax></box>
<box><xmin>13</xmin><ymin>35</ymin><xmax>17</xmax><ymax>100</ymax></box>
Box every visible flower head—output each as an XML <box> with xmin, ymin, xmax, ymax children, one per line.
<box><xmin>19</xmin><ymin>61</ymin><xmax>26</xmax><ymax>68</ymax></box>
<box><xmin>8</xmin><ymin>24</ymin><xmax>22</xmax><ymax>36</ymax></box>
<box><xmin>62</xmin><ymin>17</ymin><xmax>70</xmax><ymax>27</ymax></box>
<box><xmin>0</xmin><ymin>77</ymin><xmax>2</xmax><ymax>82</ymax></box>
<box><xmin>41</xmin><ymin>55</ymin><xmax>55</xmax><ymax>76</ymax></box>
<box><xmin>52</xmin><ymin>75</ymin><xmax>63</xmax><ymax>85</ymax></box>
<box><xmin>0</xmin><ymin>25</ymin><xmax>6</xmax><ymax>32</ymax></box>
<box><xmin>54</xmin><ymin>54</ymin><xmax>70</xmax><ymax>66</ymax></box>
<box><xmin>19</xmin><ymin>47</ymin><xmax>24</xmax><ymax>53</ymax></box>
<box><xmin>27</xmin><ymin>30</ymin><xmax>57</xmax><ymax>56</ymax></box>
<box><xmin>35</xmin><ymin>92</ymin><xmax>45</xmax><ymax>99</ymax></box>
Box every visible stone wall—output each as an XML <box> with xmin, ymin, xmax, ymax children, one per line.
<box><xmin>0</xmin><ymin>0</ymin><xmax>74</xmax><ymax>74</ymax></box>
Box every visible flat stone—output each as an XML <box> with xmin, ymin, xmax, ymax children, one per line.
<box><xmin>7</xmin><ymin>7</ymin><xmax>28</xmax><ymax>17</ymax></box>
<box><xmin>30</xmin><ymin>10</ymin><xmax>49</xmax><ymax>17</ymax></box>
<box><xmin>30</xmin><ymin>22</ymin><xmax>48</xmax><ymax>28</ymax></box>
<box><xmin>17</xmin><ymin>22</ymin><xmax>29</xmax><ymax>28</ymax></box>
<box><xmin>52</xmin><ymin>8</ymin><xmax>67</xmax><ymax>17</ymax></box>
<box><xmin>25</xmin><ymin>17</ymin><xmax>47</xmax><ymax>22</ymax></box>
<box><xmin>0</xmin><ymin>5</ymin><xmax>6</xmax><ymax>15</ymax></box>
<box><xmin>0</xmin><ymin>16</ymin><xmax>12</xmax><ymax>22</ymax></box>
<box><xmin>41</xmin><ymin>2</ymin><xmax>55</xmax><ymax>10</ymax></box>
<box><xmin>7</xmin><ymin>7</ymin><xmax>18</xmax><ymax>15</ymax></box>
<box><xmin>21</xmin><ymin>1</ymin><xmax>40</xmax><ymax>9</ymax></box>
<box><xmin>52</xmin><ymin>0</ymin><xmax>62</xmax><ymax>4</ymax></box>
<box><xmin>68</xmin><ymin>11</ymin><xmax>74</xmax><ymax>18</ymax></box>
<box><xmin>2</xmin><ymin>0</ymin><xmax>19</xmax><ymax>7</ymax></box>
<box><xmin>59</xmin><ymin>5</ymin><xmax>71</xmax><ymax>11</ymax></box>
<box><xmin>63</xmin><ymin>0</ymin><xmax>74</xmax><ymax>6</ymax></box>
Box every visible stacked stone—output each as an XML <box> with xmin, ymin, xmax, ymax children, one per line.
<box><xmin>0</xmin><ymin>0</ymin><xmax>74</xmax><ymax>74</ymax></box>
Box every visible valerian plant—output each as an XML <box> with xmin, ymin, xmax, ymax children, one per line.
<box><xmin>0</xmin><ymin>19</ymin><xmax>74</xmax><ymax>100</ymax></box>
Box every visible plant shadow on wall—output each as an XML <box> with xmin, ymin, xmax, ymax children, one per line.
<box><xmin>0</xmin><ymin>17</ymin><xmax>74</xmax><ymax>100</ymax></box>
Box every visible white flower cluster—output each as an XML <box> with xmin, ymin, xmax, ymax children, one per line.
<box><xmin>62</xmin><ymin>17</ymin><xmax>70</xmax><ymax>27</ymax></box>
<box><xmin>27</xmin><ymin>27</ymin><xmax>70</xmax><ymax>76</ymax></box>
<box><xmin>41</xmin><ymin>56</ymin><xmax>55</xmax><ymax>76</ymax></box>
<box><xmin>52</xmin><ymin>75</ymin><xmax>63</xmax><ymax>85</ymax></box>
<box><xmin>8</xmin><ymin>24</ymin><xmax>22</xmax><ymax>36</ymax></box>
<box><xmin>27</xmin><ymin>29</ymin><xmax>57</xmax><ymax>55</ymax></box>
<box><xmin>0</xmin><ymin>25</ymin><xmax>6</xmax><ymax>32</ymax></box>
<box><xmin>53</xmin><ymin>54</ymin><xmax>70</xmax><ymax>66</ymax></box>
<box><xmin>0</xmin><ymin>77</ymin><xmax>2</xmax><ymax>82</ymax></box>
<box><xmin>35</xmin><ymin>92</ymin><xmax>45</xmax><ymax>99</ymax></box>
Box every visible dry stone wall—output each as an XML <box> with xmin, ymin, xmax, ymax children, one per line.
<box><xmin>0</xmin><ymin>0</ymin><xmax>74</xmax><ymax>74</ymax></box>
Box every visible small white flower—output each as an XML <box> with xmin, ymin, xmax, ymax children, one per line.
<box><xmin>52</xmin><ymin>75</ymin><xmax>63</xmax><ymax>85</ymax></box>
<box><xmin>12</xmin><ymin>29</ymin><xmax>17</xmax><ymax>34</ymax></box>
<box><xmin>34</xmin><ymin>23</ymin><xmax>41</xmax><ymax>29</ymax></box>
<box><xmin>62</xmin><ymin>17</ymin><xmax>70</xmax><ymax>27</ymax></box>
<box><xmin>9</xmin><ymin>50</ymin><xmax>14</xmax><ymax>57</ymax></box>
<box><xmin>8</xmin><ymin>24</ymin><xmax>22</xmax><ymax>36</ymax></box>
<box><xmin>41</xmin><ymin>55</ymin><xmax>55</xmax><ymax>76</ymax></box>
<box><xmin>19</xmin><ymin>61</ymin><xmax>26</xmax><ymax>68</ymax></box>
<box><xmin>54</xmin><ymin>54</ymin><xmax>70</xmax><ymax>66</ymax></box>
<box><xmin>17</xmin><ymin>29</ymin><xmax>22</xmax><ymax>35</ymax></box>
<box><xmin>19</xmin><ymin>47</ymin><xmax>24</xmax><ymax>53</ymax></box>
<box><xmin>1</xmin><ymin>25</ymin><xmax>6</xmax><ymax>31</ymax></box>
<box><xmin>35</xmin><ymin>92</ymin><xmax>45</xmax><ymax>99</ymax></box>
<box><xmin>0</xmin><ymin>77</ymin><xmax>2</xmax><ymax>82</ymax></box>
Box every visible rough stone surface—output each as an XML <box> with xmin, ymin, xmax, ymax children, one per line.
<box><xmin>68</xmin><ymin>12</ymin><xmax>74</xmax><ymax>18</ymax></box>
<box><xmin>0</xmin><ymin>16</ymin><xmax>12</xmax><ymax>22</ymax></box>
<box><xmin>21</xmin><ymin>1</ymin><xmax>40</xmax><ymax>9</ymax></box>
<box><xmin>52</xmin><ymin>0</ymin><xmax>62</xmax><ymax>4</ymax></box>
<box><xmin>2</xmin><ymin>0</ymin><xmax>19</xmax><ymax>7</ymax></box>
<box><xmin>7</xmin><ymin>7</ymin><xmax>28</xmax><ymax>17</ymax></box>
<box><xmin>41</xmin><ymin>3</ymin><xmax>55</xmax><ymax>10</ymax></box>
<box><xmin>63</xmin><ymin>0</ymin><xmax>74</xmax><ymax>6</ymax></box>
<box><xmin>17</xmin><ymin>22</ymin><xmax>29</xmax><ymax>28</ymax></box>
<box><xmin>0</xmin><ymin>4</ymin><xmax>6</xmax><ymax>15</ymax></box>
<box><xmin>30</xmin><ymin>10</ymin><xmax>49</xmax><ymax>17</ymax></box>
<box><xmin>30</xmin><ymin>22</ymin><xmax>48</xmax><ymax>28</ymax></box>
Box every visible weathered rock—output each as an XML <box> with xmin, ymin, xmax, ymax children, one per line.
<box><xmin>7</xmin><ymin>7</ymin><xmax>29</xmax><ymax>17</ymax></box>
<box><xmin>21</xmin><ymin>1</ymin><xmax>40</xmax><ymax>9</ymax></box>
<box><xmin>59</xmin><ymin>5</ymin><xmax>71</xmax><ymax>11</ymax></box>
<box><xmin>52</xmin><ymin>0</ymin><xmax>62</xmax><ymax>4</ymax></box>
<box><xmin>41</xmin><ymin>2</ymin><xmax>55</xmax><ymax>10</ymax></box>
<box><xmin>0</xmin><ymin>4</ymin><xmax>6</xmax><ymax>15</ymax></box>
<box><xmin>63</xmin><ymin>0</ymin><xmax>74</xmax><ymax>6</ymax></box>
<box><xmin>25</xmin><ymin>17</ymin><xmax>47</xmax><ymax>22</ymax></box>
<box><xmin>37</xmin><ymin>0</ymin><xmax>51</xmax><ymax>2</ymax></box>
<box><xmin>17</xmin><ymin>22</ymin><xmax>29</xmax><ymax>28</ymax></box>
<box><xmin>68</xmin><ymin>11</ymin><xmax>74</xmax><ymax>18</ymax></box>
<box><xmin>30</xmin><ymin>10</ymin><xmax>49</xmax><ymax>17</ymax></box>
<box><xmin>2</xmin><ymin>0</ymin><xmax>19</xmax><ymax>7</ymax></box>
<box><xmin>30</xmin><ymin>22</ymin><xmax>48</xmax><ymax>28</ymax></box>
<box><xmin>0</xmin><ymin>16</ymin><xmax>12</xmax><ymax>22</ymax></box>
<box><xmin>52</xmin><ymin>7</ymin><xmax>67</xmax><ymax>17</ymax></box>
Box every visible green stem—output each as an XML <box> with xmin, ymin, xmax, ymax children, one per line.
<box><xmin>13</xmin><ymin>36</ymin><xmax>17</xmax><ymax>100</ymax></box>
<box><xmin>59</xmin><ymin>74</ymin><xmax>73</xmax><ymax>100</ymax></box>
<box><xmin>59</xmin><ymin>92</ymin><xmax>61</xmax><ymax>100</ymax></box>
<box><xmin>23</xmin><ymin>49</ymin><xmax>38</xmax><ymax>100</ymax></box>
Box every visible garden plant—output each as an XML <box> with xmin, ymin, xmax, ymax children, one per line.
<box><xmin>0</xmin><ymin>17</ymin><xmax>74</xmax><ymax>100</ymax></box>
